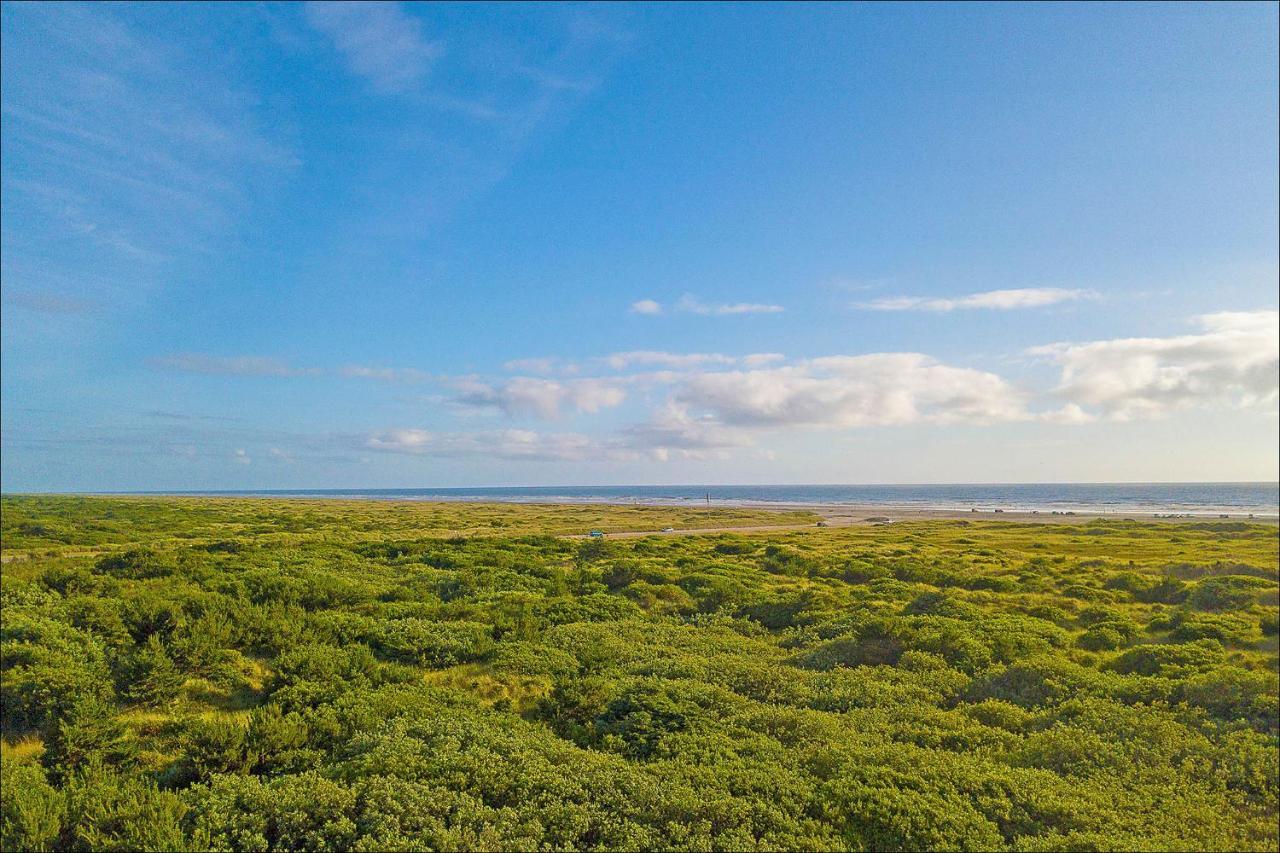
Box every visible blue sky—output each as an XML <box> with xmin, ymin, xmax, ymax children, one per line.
<box><xmin>2</xmin><ymin>1</ymin><xmax>1277</xmax><ymax>491</ymax></box>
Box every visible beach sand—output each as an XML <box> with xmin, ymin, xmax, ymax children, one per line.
<box><xmin>562</xmin><ymin>502</ymin><xmax>1278</xmax><ymax>538</ymax></box>
<box><xmin>798</xmin><ymin>503</ymin><xmax>1276</xmax><ymax>524</ymax></box>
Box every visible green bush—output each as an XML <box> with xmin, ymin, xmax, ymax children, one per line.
<box><xmin>1188</xmin><ymin>576</ymin><xmax>1273</xmax><ymax>612</ymax></box>
<box><xmin>373</xmin><ymin>619</ymin><xmax>495</xmax><ymax>668</ymax></box>
<box><xmin>93</xmin><ymin>549</ymin><xmax>177</xmax><ymax>581</ymax></box>
<box><xmin>0</xmin><ymin>759</ymin><xmax>63</xmax><ymax>852</ymax></box>
<box><xmin>1106</xmin><ymin>640</ymin><xmax>1225</xmax><ymax>677</ymax></box>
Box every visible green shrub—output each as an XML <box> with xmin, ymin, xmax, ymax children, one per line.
<box><xmin>1106</xmin><ymin>640</ymin><xmax>1225</xmax><ymax>677</ymax></box>
<box><xmin>373</xmin><ymin>619</ymin><xmax>495</xmax><ymax>668</ymax></box>
<box><xmin>1076</xmin><ymin>625</ymin><xmax>1126</xmax><ymax>651</ymax></box>
<box><xmin>1180</xmin><ymin>667</ymin><xmax>1280</xmax><ymax>733</ymax></box>
<box><xmin>94</xmin><ymin>549</ymin><xmax>177</xmax><ymax>580</ymax></box>
<box><xmin>0</xmin><ymin>759</ymin><xmax>63</xmax><ymax>852</ymax></box>
<box><xmin>1188</xmin><ymin>576</ymin><xmax>1273</xmax><ymax>612</ymax></box>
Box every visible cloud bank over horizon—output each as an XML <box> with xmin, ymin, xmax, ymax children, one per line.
<box><xmin>135</xmin><ymin>309</ymin><xmax>1280</xmax><ymax>468</ymax></box>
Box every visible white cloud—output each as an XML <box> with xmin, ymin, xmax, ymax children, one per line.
<box><xmin>598</xmin><ymin>353</ymin><xmax>1029</xmax><ymax>460</ymax></box>
<box><xmin>233</xmin><ymin>448</ymin><xmax>251</xmax><ymax>465</ymax></box>
<box><xmin>366</xmin><ymin>428</ymin><xmax>605</xmax><ymax>461</ymax></box>
<box><xmin>305</xmin><ymin>1</ymin><xmax>442</xmax><ymax>94</ymax></box>
<box><xmin>1038</xmin><ymin>403</ymin><xmax>1096</xmax><ymax>425</ymax></box>
<box><xmin>620</xmin><ymin>402</ymin><xmax>752</xmax><ymax>461</ymax></box>
<box><xmin>860</xmin><ymin>288</ymin><xmax>1094</xmax><ymax>312</ymax></box>
<box><xmin>674</xmin><ymin>354</ymin><xmax>1028</xmax><ymax>429</ymax></box>
<box><xmin>349</xmin><ymin>313</ymin><xmax>1278</xmax><ymax>466</ymax></box>
<box><xmin>153</xmin><ymin>353</ymin><xmax>318</xmax><ymax>378</ymax></box>
<box><xmin>675</xmin><ymin>294</ymin><xmax>784</xmax><ymax>316</ymax></box>
<box><xmin>629</xmin><ymin>299</ymin><xmax>663</xmax><ymax>315</ymax></box>
<box><xmin>451</xmin><ymin>376</ymin><xmax>626</xmax><ymax>419</ymax></box>
<box><xmin>1030</xmin><ymin>310</ymin><xmax>1279</xmax><ymax>420</ymax></box>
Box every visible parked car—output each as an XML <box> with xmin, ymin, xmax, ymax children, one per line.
<box><xmin>588</xmin><ymin>530</ymin><xmax>604</xmax><ymax>538</ymax></box>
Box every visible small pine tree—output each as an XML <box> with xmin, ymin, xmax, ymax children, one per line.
<box><xmin>41</xmin><ymin>696</ymin><xmax>131</xmax><ymax>784</ymax></box>
<box><xmin>64</xmin><ymin>762</ymin><xmax>198</xmax><ymax>851</ymax></box>
<box><xmin>125</xmin><ymin>635</ymin><xmax>185</xmax><ymax>706</ymax></box>
<box><xmin>0</xmin><ymin>759</ymin><xmax>64</xmax><ymax>852</ymax></box>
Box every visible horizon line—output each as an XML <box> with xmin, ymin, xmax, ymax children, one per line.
<box><xmin>5</xmin><ymin>479</ymin><xmax>1278</xmax><ymax>497</ymax></box>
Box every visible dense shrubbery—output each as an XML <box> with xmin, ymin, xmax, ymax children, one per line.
<box><xmin>1</xmin><ymin>497</ymin><xmax>1277</xmax><ymax>851</ymax></box>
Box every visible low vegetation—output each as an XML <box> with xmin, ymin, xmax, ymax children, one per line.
<box><xmin>2</xmin><ymin>496</ymin><xmax>1277</xmax><ymax>851</ymax></box>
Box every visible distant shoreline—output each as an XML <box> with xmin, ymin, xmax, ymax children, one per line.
<box><xmin>791</xmin><ymin>503</ymin><xmax>1279</xmax><ymax>525</ymax></box>
<box><xmin>5</xmin><ymin>491</ymin><xmax>1277</xmax><ymax>524</ymax></box>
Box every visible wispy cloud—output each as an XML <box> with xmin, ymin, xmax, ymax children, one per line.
<box><xmin>629</xmin><ymin>295</ymin><xmax>785</xmax><ymax>317</ymax></box>
<box><xmin>451</xmin><ymin>377</ymin><xmax>626</xmax><ymax>419</ymax></box>
<box><xmin>859</xmin><ymin>288</ymin><xmax>1095</xmax><ymax>312</ymax></box>
<box><xmin>502</xmin><ymin>357</ymin><xmax>571</xmax><ymax>376</ymax></box>
<box><xmin>0</xmin><ymin>4</ymin><xmax>295</xmax><ymax>313</ymax></box>
<box><xmin>676</xmin><ymin>294</ymin><xmax>784</xmax><ymax>316</ymax></box>
<box><xmin>152</xmin><ymin>353</ymin><xmax>319</xmax><ymax>378</ymax></box>
<box><xmin>286</xmin><ymin>4</ymin><xmax>631</xmax><ymax>257</ymax></box>
<box><xmin>152</xmin><ymin>353</ymin><xmax>437</xmax><ymax>383</ymax></box>
<box><xmin>338</xmin><ymin>365</ymin><xmax>431</xmax><ymax>383</ymax></box>
<box><xmin>143</xmin><ymin>410</ymin><xmax>241</xmax><ymax>423</ymax></box>
<box><xmin>2</xmin><ymin>289</ymin><xmax>96</xmax><ymax>315</ymax></box>
<box><xmin>304</xmin><ymin>2</ymin><xmax>442</xmax><ymax>94</ymax></box>
<box><xmin>602</xmin><ymin>351</ymin><xmax>738</xmax><ymax>371</ymax></box>
<box><xmin>495</xmin><ymin>351</ymin><xmax>786</xmax><ymax>376</ymax></box>
<box><xmin>1</xmin><ymin>418</ymin><xmax>361</xmax><ymax>471</ymax></box>
<box><xmin>597</xmin><ymin>351</ymin><xmax>789</xmax><ymax>372</ymax></box>
<box><xmin>366</xmin><ymin>428</ymin><xmax>606</xmax><ymax>461</ymax></box>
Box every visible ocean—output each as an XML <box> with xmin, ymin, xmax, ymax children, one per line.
<box><xmin>155</xmin><ymin>482</ymin><xmax>1280</xmax><ymax>517</ymax></box>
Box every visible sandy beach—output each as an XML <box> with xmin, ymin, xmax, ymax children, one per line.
<box><xmin>771</xmin><ymin>503</ymin><xmax>1278</xmax><ymax>525</ymax></box>
<box><xmin>558</xmin><ymin>501</ymin><xmax>1279</xmax><ymax>538</ymax></box>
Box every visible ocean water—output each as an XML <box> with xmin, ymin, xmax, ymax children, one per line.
<box><xmin>164</xmin><ymin>483</ymin><xmax>1280</xmax><ymax>516</ymax></box>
